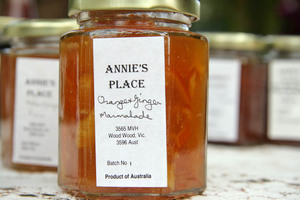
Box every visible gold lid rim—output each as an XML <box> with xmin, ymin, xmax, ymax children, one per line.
<box><xmin>68</xmin><ymin>0</ymin><xmax>200</xmax><ymax>21</ymax></box>
<box><xmin>4</xmin><ymin>19</ymin><xmax>79</xmax><ymax>38</ymax></box>
<box><xmin>202</xmin><ymin>32</ymin><xmax>265</xmax><ymax>51</ymax></box>
<box><xmin>0</xmin><ymin>16</ymin><xmax>23</xmax><ymax>33</ymax></box>
<box><xmin>267</xmin><ymin>35</ymin><xmax>300</xmax><ymax>51</ymax></box>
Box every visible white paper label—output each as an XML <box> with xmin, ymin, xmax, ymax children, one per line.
<box><xmin>208</xmin><ymin>58</ymin><xmax>241</xmax><ymax>142</ymax></box>
<box><xmin>12</xmin><ymin>57</ymin><xmax>59</xmax><ymax>166</ymax></box>
<box><xmin>93</xmin><ymin>37</ymin><xmax>167</xmax><ymax>187</ymax></box>
<box><xmin>268</xmin><ymin>59</ymin><xmax>300</xmax><ymax>140</ymax></box>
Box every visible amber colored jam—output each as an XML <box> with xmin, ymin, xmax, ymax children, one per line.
<box><xmin>59</xmin><ymin>26</ymin><xmax>208</xmax><ymax>199</ymax></box>
<box><xmin>0</xmin><ymin>51</ymin><xmax>58</xmax><ymax>171</ymax></box>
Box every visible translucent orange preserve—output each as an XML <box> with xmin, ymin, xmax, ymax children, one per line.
<box><xmin>1</xmin><ymin>52</ymin><xmax>58</xmax><ymax>171</ymax></box>
<box><xmin>59</xmin><ymin>21</ymin><xmax>208</xmax><ymax>199</ymax></box>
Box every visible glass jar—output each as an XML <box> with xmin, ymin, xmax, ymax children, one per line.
<box><xmin>267</xmin><ymin>35</ymin><xmax>300</xmax><ymax>146</ymax></box>
<box><xmin>204</xmin><ymin>32</ymin><xmax>268</xmax><ymax>145</ymax></box>
<box><xmin>0</xmin><ymin>17</ymin><xmax>22</xmax><ymax>139</ymax></box>
<box><xmin>59</xmin><ymin>0</ymin><xmax>208</xmax><ymax>199</ymax></box>
<box><xmin>0</xmin><ymin>19</ymin><xmax>78</xmax><ymax>171</ymax></box>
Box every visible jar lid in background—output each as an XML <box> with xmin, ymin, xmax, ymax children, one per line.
<box><xmin>0</xmin><ymin>16</ymin><xmax>23</xmax><ymax>35</ymax></box>
<box><xmin>202</xmin><ymin>32</ymin><xmax>266</xmax><ymax>52</ymax></box>
<box><xmin>267</xmin><ymin>35</ymin><xmax>300</xmax><ymax>52</ymax></box>
<box><xmin>68</xmin><ymin>0</ymin><xmax>200</xmax><ymax>22</ymax></box>
<box><xmin>0</xmin><ymin>16</ymin><xmax>23</xmax><ymax>45</ymax></box>
<box><xmin>3</xmin><ymin>18</ymin><xmax>79</xmax><ymax>38</ymax></box>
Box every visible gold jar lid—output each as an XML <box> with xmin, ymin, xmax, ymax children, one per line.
<box><xmin>68</xmin><ymin>0</ymin><xmax>200</xmax><ymax>22</ymax></box>
<box><xmin>0</xmin><ymin>16</ymin><xmax>23</xmax><ymax>35</ymax></box>
<box><xmin>3</xmin><ymin>18</ymin><xmax>79</xmax><ymax>38</ymax></box>
<box><xmin>203</xmin><ymin>32</ymin><xmax>265</xmax><ymax>51</ymax></box>
<box><xmin>268</xmin><ymin>35</ymin><xmax>300</xmax><ymax>52</ymax></box>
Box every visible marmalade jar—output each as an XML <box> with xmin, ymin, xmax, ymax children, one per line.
<box><xmin>0</xmin><ymin>19</ymin><xmax>78</xmax><ymax>171</ymax></box>
<box><xmin>0</xmin><ymin>17</ymin><xmax>22</xmax><ymax>139</ymax></box>
<box><xmin>204</xmin><ymin>32</ymin><xmax>267</xmax><ymax>145</ymax></box>
<box><xmin>267</xmin><ymin>35</ymin><xmax>300</xmax><ymax>146</ymax></box>
<box><xmin>59</xmin><ymin>0</ymin><xmax>208</xmax><ymax>199</ymax></box>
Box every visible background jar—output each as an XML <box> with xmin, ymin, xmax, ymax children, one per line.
<box><xmin>204</xmin><ymin>32</ymin><xmax>268</xmax><ymax>145</ymax></box>
<box><xmin>1</xmin><ymin>19</ymin><xmax>78</xmax><ymax>171</ymax></box>
<box><xmin>0</xmin><ymin>16</ymin><xmax>22</xmax><ymax>139</ymax></box>
<box><xmin>59</xmin><ymin>0</ymin><xmax>208</xmax><ymax>199</ymax></box>
<box><xmin>266</xmin><ymin>35</ymin><xmax>300</xmax><ymax>146</ymax></box>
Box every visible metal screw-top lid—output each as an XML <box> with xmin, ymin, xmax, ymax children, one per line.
<box><xmin>203</xmin><ymin>32</ymin><xmax>266</xmax><ymax>51</ymax></box>
<box><xmin>267</xmin><ymin>35</ymin><xmax>300</xmax><ymax>52</ymax></box>
<box><xmin>0</xmin><ymin>16</ymin><xmax>22</xmax><ymax>35</ymax></box>
<box><xmin>68</xmin><ymin>0</ymin><xmax>201</xmax><ymax>22</ymax></box>
<box><xmin>3</xmin><ymin>18</ymin><xmax>79</xmax><ymax>38</ymax></box>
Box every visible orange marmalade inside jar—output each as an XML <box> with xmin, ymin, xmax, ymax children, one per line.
<box><xmin>1</xmin><ymin>53</ymin><xmax>59</xmax><ymax>171</ymax></box>
<box><xmin>1</xmin><ymin>19</ymin><xmax>77</xmax><ymax>171</ymax></box>
<box><xmin>59</xmin><ymin>1</ymin><xmax>208</xmax><ymax>199</ymax></box>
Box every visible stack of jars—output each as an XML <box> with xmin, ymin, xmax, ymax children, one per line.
<box><xmin>0</xmin><ymin>0</ymin><xmax>299</xmax><ymax>200</ymax></box>
<box><xmin>1</xmin><ymin>0</ymin><xmax>210</xmax><ymax>199</ymax></box>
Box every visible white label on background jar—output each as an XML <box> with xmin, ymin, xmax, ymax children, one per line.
<box><xmin>208</xmin><ymin>58</ymin><xmax>241</xmax><ymax>142</ymax></box>
<box><xmin>93</xmin><ymin>37</ymin><xmax>167</xmax><ymax>187</ymax></box>
<box><xmin>268</xmin><ymin>59</ymin><xmax>300</xmax><ymax>140</ymax></box>
<box><xmin>12</xmin><ymin>57</ymin><xmax>59</xmax><ymax>166</ymax></box>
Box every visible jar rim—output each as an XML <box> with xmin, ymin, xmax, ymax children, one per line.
<box><xmin>68</xmin><ymin>0</ymin><xmax>200</xmax><ymax>22</ymax></box>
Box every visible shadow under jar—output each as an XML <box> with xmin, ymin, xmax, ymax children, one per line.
<box><xmin>59</xmin><ymin>0</ymin><xmax>208</xmax><ymax>199</ymax></box>
<box><xmin>0</xmin><ymin>19</ymin><xmax>78</xmax><ymax>171</ymax></box>
<box><xmin>204</xmin><ymin>32</ymin><xmax>268</xmax><ymax>145</ymax></box>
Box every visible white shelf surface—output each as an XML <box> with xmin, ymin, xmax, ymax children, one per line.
<box><xmin>0</xmin><ymin>144</ymin><xmax>299</xmax><ymax>199</ymax></box>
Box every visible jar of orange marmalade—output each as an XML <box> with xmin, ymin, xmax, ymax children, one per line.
<box><xmin>204</xmin><ymin>32</ymin><xmax>267</xmax><ymax>145</ymax></box>
<box><xmin>59</xmin><ymin>0</ymin><xmax>208</xmax><ymax>199</ymax></box>
<box><xmin>1</xmin><ymin>19</ymin><xmax>78</xmax><ymax>171</ymax></box>
<box><xmin>0</xmin><ymin>17</ymin><xmax>21</xmax><ymax>140</ymax></box>
<box><xmin>267</xmin><ymin>35</ymin><xmax>300</xmax><ymax>146</ymax></box>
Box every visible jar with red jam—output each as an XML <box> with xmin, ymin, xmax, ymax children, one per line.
<box><xmin>1</xmin><ymin>19</ymin><xmax>78</xmax><ymax>171</ymax></box>
<box><xmin>59</xmin><ymin>0</ymin><xmax>208</xmax><ymax>199</ymax></box>
<box><xmin>204</xmin><ymin>32</ymin><xmax>267</xmax><ymax>145</ymax></box>
<box><xmin>267</xmin><ymin>35</ymin><xmax>300</xmax><ymax>146</ymax></box>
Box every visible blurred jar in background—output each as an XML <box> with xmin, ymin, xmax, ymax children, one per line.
<box><xmin>204</xmin><ymin>32</ymin><xmax>268</xmax><ymax>145</ymax></box>
<box><xmin>267</xmin><ymin>35</ymin><xmax>300</xmax><ymax>146</ymax></box>
<box><xmin>0</xmin><ymin>19</ymin><xmax>78</xmax><ymax>171</ymax></box>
